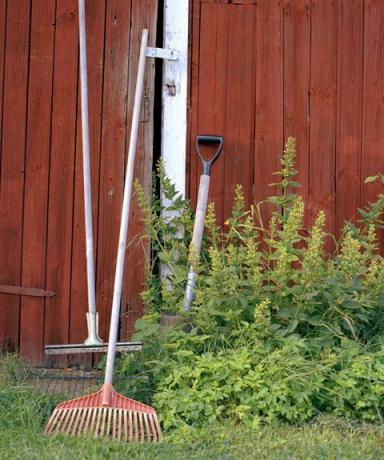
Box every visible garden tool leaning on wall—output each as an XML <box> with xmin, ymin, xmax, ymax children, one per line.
<box><xmin>183</xmin><ymin>135</ymin><xmax>224</xmax><ymax>311</ymax></box>
<box><xmin>45</xmin><ymin>0</ymin><xmax>141</xmax><ymax>356</ymax></box>
<box><xmin>45</xmin><ymin>29</ymin><xmax>162</xmax><ymax>442</ymax></box>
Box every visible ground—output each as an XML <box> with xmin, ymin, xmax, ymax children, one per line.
<box><xmin>0</xmin><ymin>355</ymin><xmax>383</xmax><ymax>459</ymax></box>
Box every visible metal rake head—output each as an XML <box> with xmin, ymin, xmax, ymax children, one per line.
<box><xmin>45</xmin><ymin>384</ymin><xmax>161</xmax><ymax>442</ymax></box>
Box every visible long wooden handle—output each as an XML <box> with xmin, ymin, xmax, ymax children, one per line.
<box><xmin>104</xmin><ymin>29</ymin><xmax>148</xmax><ymax>387</ymax></box>
<box><xmin>183</xmin><ymin>174</ymin><xmax>211</xmax><ymax>311</ymax></box>
<box><xmin>78</xmin><ymin>0</ymin><xmax>97</xmax><ymax>317</ymax></box>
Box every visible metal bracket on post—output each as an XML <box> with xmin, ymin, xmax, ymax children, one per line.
<box><xmin>145</xmin><ymin>47</ymin><xmax>178</xmax><ymax>61</ymax></box>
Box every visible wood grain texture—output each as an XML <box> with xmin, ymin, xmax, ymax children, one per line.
<box><xmin>0</xmin><ymin>0</ymin><xmax>6</xmax><ymax>185</ymax></box>
<box><xmin>254</xmin><ymin>0</ymin><xmax>284</xmax><ymax>227</ymax></box>
<box><xmin>283</xmin><ymin>0</ymin><xmax>310</xmax><ymax>222</ymax></box>
<box><xmin>20</xmin><ymin>0</ymin><xmax>56</xmax><ymax>365</ymax></box>
<box><xmin>0</xmin><ymin>1</ymin><xmax>158</xmax><ymax>364</ymax></box>
<box><xmin>223</xmin><ymin>4</ymin><xmax>255</xmax><ymax>216</ymax></box>
<box><xmin>96</xmin><ymin>0</ymin><xmax>132</xmax><ymax>341</ymax></box>
<box><xmin>0</xmin><ymin>0</ymin><xmax>31</xmax><ymax>352</ymax></box>
<box><xmin>361</xmin><ymin>0</ymin><xmax>384</xmax><ymax>248</ymax></box>
<box><xmin>121</xmin><ymin>0</ymin><xmax>158</xmax><ymax>339</ymax></box>
<box><xmin>44</xmin><ymin>0</ymin><xmax>79</xmax><ymax>367</ymax></box>
<box><xmin>308</xmin><ymin>0</ymin><xmax>337</xmax><ymax>238</ymax></box>
<box><xmin>193</xmin><ymin>2</ymin><xmax>228</xmax><ymax>226</ymax></box>
<box><xmin>335</xmin><ymin>0</ymin><xmax>363</xmax><ymax>236</ymax></box>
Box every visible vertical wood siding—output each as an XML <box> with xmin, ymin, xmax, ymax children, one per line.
<box><xmin>0</xmin><ymin>0</ymin><xmax>157</xmax><ymax>365</ymax></box>
<box><xmin>189</xmin><ymin>0</ymin><xmax>384</xmax><ymax>250</ymax></box>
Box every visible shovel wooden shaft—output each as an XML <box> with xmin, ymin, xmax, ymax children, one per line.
<box><xmin>183</xmin><ymin>174</ymin><xmax>210</xmax><ymax>311</ymax></box>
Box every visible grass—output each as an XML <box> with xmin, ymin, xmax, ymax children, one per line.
<box><xmin>1</xmin><ymin>354</ymin><xmax>384</xmax><ymax>459</ymax></box>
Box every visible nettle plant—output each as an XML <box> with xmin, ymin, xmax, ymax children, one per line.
<box><xmin>124</xmin><ymin>138</ymin><xmax>384</xmax><ymax>429</ymax></box>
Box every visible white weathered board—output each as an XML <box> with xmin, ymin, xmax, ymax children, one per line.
<box><xmin>161</xmin><ymin>0</ymin><xmax>189</xmax><ymax>198</ymax></box>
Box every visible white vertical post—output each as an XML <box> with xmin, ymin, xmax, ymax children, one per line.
<box><xmin>162</xmin><ymin>0</ymin><xmax>189</xmax><ymax>198</ymax></box>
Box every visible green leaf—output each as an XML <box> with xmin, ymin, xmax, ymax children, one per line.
<box><xmin>364</xmin><ymin>175</ymin><xmax>379</xmax><ymax>184</ymax></box>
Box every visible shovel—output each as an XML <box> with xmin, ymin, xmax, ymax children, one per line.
<box><xmin>183</xmin><ymin>135</ymin><xmax>224</xmax><ymax>311</ymax></box>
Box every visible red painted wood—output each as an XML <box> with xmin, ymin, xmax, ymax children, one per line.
<box><xmin>96</xmin><ymin>0</ymin><xmax>132</xmax><ymax>341</ymax></box>
<box><xmin>44</xmin><ymin>0</ymin><xmax>79</xmax><ymax>367</ymax></box>
<box><xmin>122</xmin><ymin>0</ymin><xmax>158</xmax><ymax>339</ymax></box>
<box><xmin>361</xmin><ymin>0</ymin><xmax>384</xmax><ymax>248</ymax></box>
<box><xmin>308</xmin><ymin>0</ymin><xmax>337</xmax><ymax>240</ymax></box>
<box><xmin>187</xmin><ymin>0</ymin><xmax>201</xmax><ymax>199</ymax></box>
<box><xmin>20</xmin><ymin>0</ymin><xmax>56</xmax><ymax>365</ymax></box>
<box><xmin>283</xmin><ymin>0</ymin><xmax>310</xmax><ymax>223</ymax></box>
<box><xmin>0</xmin><ymin>0</ymin><xmax>6</xmax><ymax>187</ymax></box>
<box><xmin>0</xmin><ymin>2</ymin><xmax>157</xmax><ymax>365</ymax></box>
<box><xmin>254</xmin><ymin>0</ymin><xmax>284</xmax><ymax>227</ymax></box>
<box><xmin>223</xmin><ymin>4</ymin><xmax>255</xmax><ymax>216</ymax></box>
<box><xmin>69</xmin><ymin>0</ymin><xmax>106</xmax><ymax>367</ymax></box>
<box><xmin>193</xmin><ymin>3</ymin><xmax>229</xmax><ymax>226</ymax></box>
<box><xmin>335</xmin><ymin>0</ymin><xmax>363</xmax><ymax>236</ymax></box>
<box><xmin>0</xmin><ymin>0</ymin><xmax>31</xmax><ymax>352</ymax></box>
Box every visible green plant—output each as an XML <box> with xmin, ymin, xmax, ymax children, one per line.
<box><xmin>121</xmin><ymin>138</ymin><xmax>384</xmax><ymax>429</ymax></box>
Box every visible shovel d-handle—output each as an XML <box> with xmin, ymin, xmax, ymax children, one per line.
<box><xmin>183</xmin><ymin>134</ymin><xmax>224</xmax><ymax>311</ymax></box>
<box><xmin>196</xmin><ymin>135</ymin><xmax>224</xmax><ymax>176</ymax></box>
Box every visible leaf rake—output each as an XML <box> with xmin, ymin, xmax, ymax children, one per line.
<box><xmin>45</xmin><ymin>28</ymin><xmax>161</xmax><ymax>442</ymax></box>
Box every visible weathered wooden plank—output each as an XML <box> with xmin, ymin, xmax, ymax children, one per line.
<box><xmin>193</xmin><ymin>3</ymin><xmax>228</xmax><ymax>226</ymax></box>
<box><xmin>0</xmin><ymin>0</ymin><xmax>6</xmax><ymax>185</ymax></box>
<box><xmin>335</xmin><ymin>0</ymin><xmax>363</xmax><ymax>236</ymax></box>
<box><xmin>96</xmin><ymin>0</ymin><xmax>132</xmax><ymax>341</ymax></box>
<box><xmin>187</xmin><ymin>0</ymin><xmax>201</xmax><ymax>199</ymax></box>
<box><xmin>162</xmin><ymin>0</ymin><xmax>189</xmax><ymax>198</ymax></box>
<box><xmin>308</xmin><ymin>0</ymin><xmax>337</xmax><ymax>239</ymax></box>
<box><xmin>223</xmin><ymin>4</ymin><xmax>256</xmax><ymax>216</ymax></box>
<box><xmin>69</xmin><ymin>0</ymin><xmax>106</xmax><ymax>367</ymax></box>
<box><xmin>19</xmin><ymin>0</ymin><xmax>56</xmax><ymax>366</ymax></box>
<box><xmin>361</xmin><ymin>0</ymin><xmax>384</xmax><ymax>248</ymax></box>
<box><xmin>0</xmin><ymin>285</ymin><xmax>55</xmax><ymax>298</ymax></box>
<box><xmin>122</xmin><ymin>0</ymin><xmax>158</xmax><ymax>339</ymax></box>
<box><xmin>254</xmin><ymin>0</ymin><xmax>284</xmax><ymax>227</ymax></box>
<box><xmin>283</xmin><ymin>0</ymin><xmax>310</xmax><ymax>220</ymax></box>
<box><xmin>44</xmin><ymin>0</ymin><xmax>79</xmax><ymax>366</ymax></box>
<box><xmin>0</xmin><ymin>0</ymin><xmax>31</xmax><ymax>352</ymax></box>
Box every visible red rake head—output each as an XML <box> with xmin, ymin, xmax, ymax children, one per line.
<box><xmin>45</xmin><ymin>384</ymin><xmax>161</xmax><ymax>442</ymax></box>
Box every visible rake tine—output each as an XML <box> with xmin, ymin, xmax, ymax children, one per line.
<box><xmin>139</xmin><ymin>412</ymin><xmax>144</xmax><ymax>443</ymax></box>
<box><xmin>82</xmin><ymin>407</ymin><xmax>93</xmax><ymax>434</ymax></box>
<box><xmin>134</xmin><ymin>411</ymin><xmax>139</xmax><ymax>443</ymax></box>
<box><xmin>112</xmin><ymin>408</ymin><xmax>117</xmax><ymax>439</ymax></box>
<box><xmin>117</xmin><ymin>409</ymin><xmax>122</xmax><ymax>441</ymax></box>
<box><xmin>143</xmin><ymin>413</ymin><xmax>151</xmax><ymax>442</ymax></box>
<box><xmin>56</xmin><ymin>409</ymin><xmax>69</xmax><ymax>433</ymax></box>
<box><xmin>100</xmin><ymin>408</ymin><xmax>107</xmax><ymax>437</ymax></box>
<box><xmin>76</xmin><ymin>408</ymin><xmax>87</xmax><ymax>435</ymax></box>
<box><xmin>63</xmin><ymin>408</ymin><xmax>75</xmax><ymax>432</ymax></box>
<box><xmin>94</xmin><ymin>408</ymin><xmax>103</xmax><ymax>437</ymax></box>
<box><xmin>89</xmin><ymin>407</ymin><xmax>98</xmax><ymax>435</ymax></box>
<box><xmin>129</xmin><ymin>410</ymin><xmax>133</xmax><ymax>442</ymax></box>
<box><xmin>153</xmin><ymin>413</ymin><xmax>162</xmax><ymax>441</ymax></box>
<box><xmin>71</xmin><ymin>408</ymin><xmax>83</xmax><ymax>436</ymax></box>
<box><xmin>66</xmin><ymin>408</ymin><xmax>79</xmax><ymax>434</ymax></box>
<box><xmin>123</xmin><ymin>410</ymin><xmax>128</xmax><ymax>442</ymax></box>
<box><xmin>45</xmin><ymin>409</ymin><xmax>60</xmax><ymax>435</ymax></box>
<box><xmin>148</xmin><ymin>414</ymin><xmax>157</xmax><ymax>442</ymax></box>
<box><xmin>57</xmin><ymin>409</ymin><xmax>70</xmax><ymax>433</ymax></box>
<box><xmin>106</xmin><ymin>406</ymin><xmax>112</xmax><ymax>437</ymax></box>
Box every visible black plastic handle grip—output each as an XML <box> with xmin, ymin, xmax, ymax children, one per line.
<box><xmin>196</xmin><ymin>134</ymin><xmax>224</xmax><ymax>175</ymax></box>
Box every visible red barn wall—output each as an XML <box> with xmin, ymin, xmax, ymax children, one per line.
<box><xmin>189</xmin><ymin>0</ymin><xmax>384</xmax><ymax>249</ymax></box>
<box><xmin>0</xmin><ymin>0</ymin><xmax>158</xmax><ymax>366</ymax></box>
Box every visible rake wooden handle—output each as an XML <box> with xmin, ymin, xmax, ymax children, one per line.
<box><xmin>104</xmin><ymin>29</ymin><xmax>149</xmax><ymax>388</ymax></box>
